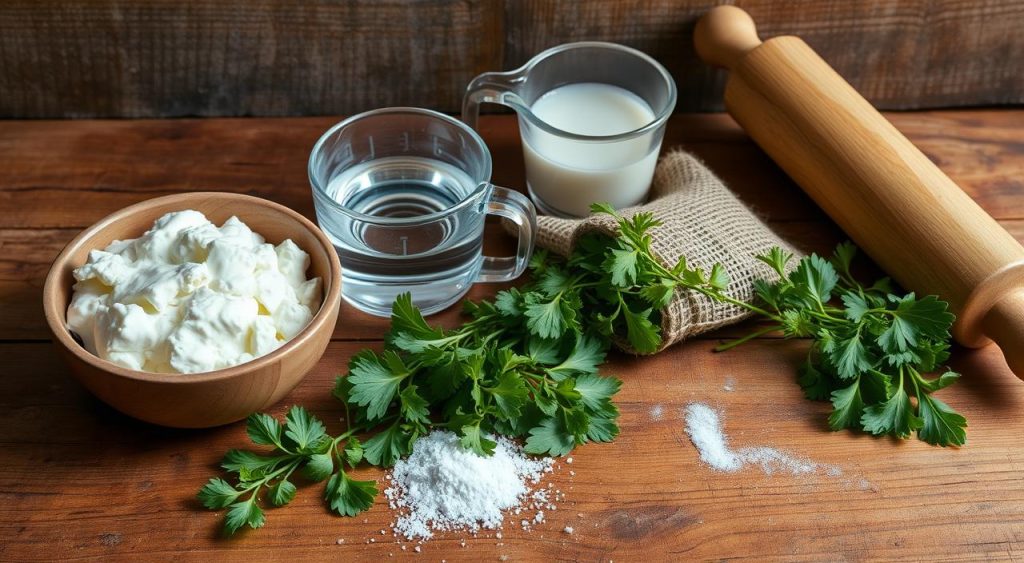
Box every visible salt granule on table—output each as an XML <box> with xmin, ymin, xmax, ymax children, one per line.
<box><xmin>684</xmin><ymin>403</ymin><xmax>836</xmax><ymax>476</ymax></box>
<box><xmin>384</xmin><ymin>430</ymin><xmax>554</xmax><ymax>540</ymax></box>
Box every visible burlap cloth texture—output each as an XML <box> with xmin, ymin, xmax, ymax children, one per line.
<box><xmin>531</xmin><ymin>150</ymin><xmax>802</xmax><ymax>354</ymax></box>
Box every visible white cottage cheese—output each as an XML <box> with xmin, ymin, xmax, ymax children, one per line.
<box><xmin>67</xmin><ymin>210</ymin><xmax>322</xmax><ymax>374</ymax></box>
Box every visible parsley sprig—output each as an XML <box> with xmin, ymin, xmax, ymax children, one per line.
<box><xmin>583</xmin><ymin>204</ymin><xmax>965</xmax><ymax>445</ymax></box>
<box><xmin>731</xmin><ymin>243</ymin><xmax>967</xmax><ymax>446</ymax></box>
<box><xmin>197</xmin><ymin>406</ymin><xmax>376</xmax><ymax>535</ymax></box>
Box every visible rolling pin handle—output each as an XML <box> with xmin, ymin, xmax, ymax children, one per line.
<box><xmin>982</xmin><ymin>289</ymin><xmax>1024</xmax><ymax>381</ymax></box>
<box><xmin>694</xmin><ymin>5</ymin><xmax>763</xmax><ymax>70</ymax></box>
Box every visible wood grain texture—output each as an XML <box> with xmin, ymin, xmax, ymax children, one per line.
<box><xmin>2</xmin><ymin>112</ymin><xmax>1024</xmax><ymax>342</ymax></box>
<box><xmin>3</xmin><ymin>0</ymin><xmax>1024</xmax><ymax>117</ymax></box>
<box><xmin>2</xmin><ymin>111</ymin><xmax>1024</xmax><ymax>560</ymax></box>
<box><xmin>1</xmin><ymin>339</ymin><xmax>1023</xmax><ymax>561</ymax></box>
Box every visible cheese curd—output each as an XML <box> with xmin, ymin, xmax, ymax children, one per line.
<box><xmin>67</xmin><ymin>210</ymin><xmax>323</xmax><ymax>374</ymax></box>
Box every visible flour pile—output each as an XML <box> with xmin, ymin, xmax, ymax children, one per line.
<box><xmin>684</xmin><ymin>403</ymin><xmax>834</xmax><ymax>476</ymax></box>
<box><xmin>384</xmin><ymin>430</ymin><xmax>555</xmax><ymax>540</ymax></box>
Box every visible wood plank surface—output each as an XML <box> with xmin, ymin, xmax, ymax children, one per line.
<box><xmin>3</xmin><ymin>0</ymin><xmax>1024</xmax><ymax>118</ymax></box>
<box><xmin>2</xmin><ymin>111</ymin><xmax>1024</xmax><ymax>560</ymax></box>
<box><xmin>1</xmin><ymin>111</ymin><xmax>1023</xmax><ymax>341</ymax></box>
<box><xmin>2</xmin><ymin>339</ymin><xmax>1024</xmax><ymax>561</ymax></box>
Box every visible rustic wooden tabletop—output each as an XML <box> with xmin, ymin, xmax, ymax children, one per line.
<box><xmin>1</xmin><ymin>112</ymin><xmax>1023</xmax><ymax>561</ymax></box>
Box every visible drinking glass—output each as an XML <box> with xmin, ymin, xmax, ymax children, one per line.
<box><xmin>462</xmin><ymin>42</ymin><xmax>677</xmax><ymax>217</ymax></box>
<box><xmin>309</xmin><ymin>108</ymin><xmax>536</xmax><ymax>317</ymax></box>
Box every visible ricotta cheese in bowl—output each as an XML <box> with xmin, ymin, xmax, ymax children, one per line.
<box><xmin>66</xmin><ymin>210</ymin><xmax>323</xmax><ymax>374</ymax></box>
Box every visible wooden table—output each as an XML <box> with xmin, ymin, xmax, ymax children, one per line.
<box><xmin>2</xmin><ymin>112</ymin><xmax>1023</xmax><ymax>561</ymax></box>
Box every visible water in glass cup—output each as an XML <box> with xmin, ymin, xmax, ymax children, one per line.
<box><xmin>309</xmin><ymin>108</ymin><xmax>536</xmax><ymax>317</ymax></box>
<box><xmin>322</xmin><ymin>156</ymin><xmax>486</xmax><ymax>315</ymax></box>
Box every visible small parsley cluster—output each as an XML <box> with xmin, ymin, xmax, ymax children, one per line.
<box><xmin>197</xmin><ymin>406</ymin><xmax>375</xmax><ymax>535</ymax></box>
<box><xmin>733</xmin><ymin>244</ymin><xmax>967</xmax><ymax>446</ymax></box>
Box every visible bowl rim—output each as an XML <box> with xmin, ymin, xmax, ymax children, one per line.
<box><xmin>41</xmin><ymin>192</ymin><xmax>342</xmax><ymax>384</ymax></box>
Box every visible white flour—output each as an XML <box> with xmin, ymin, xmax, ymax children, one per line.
<box><xmin>684</xmin><ymin>403</ymin><xmax>833</xmax><ymax>476</ymax></box>
<box><xmin>384</xmin><ymin>431</ymin><xmax>554</xmax><ymax>540</ymax></box>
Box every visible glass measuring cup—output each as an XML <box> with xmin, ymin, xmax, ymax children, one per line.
<box><xmin>462</xmin><ymin>42</ymin><xmax>677</xmax><ymax>217</ymax></box>
<box><xmin>309</xmin><ymin>108</ymin><xmax>536</xmax><ymax>317</ymax></box>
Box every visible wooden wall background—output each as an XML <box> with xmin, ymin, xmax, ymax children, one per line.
<box><xmin>1</xmin><ymin>0</ymin><xmax>1022</xmax><ymax>118</ymax></box>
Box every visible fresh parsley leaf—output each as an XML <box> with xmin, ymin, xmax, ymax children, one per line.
<box><xmin>841</xmin><ymin>292</ymin><xmax>871</xmax><ymax>323</ymax></box>
<box><xmin>831</xmin><ymin>334</ymin><xmax>873</xmax><ymax>379</ymax></box>
<box><xmin>708</xmin><ymin>263</ymin><xmax>730</xmax><ymax>291</ymax></box>
<box><xmin>524</xmin><ymin>293</ymin><xmax>573</xmax><ymax>339</ymax></box>
<box><xmin>488</xmin><ymin>369</ymin><xmax>529</xmax><ymax>420</ymax></box>
<box><xmin>574</xmin><ymin>373</ymin><xmax>622</xmax><ymax>414</ymax></box>
<box><xmin>399</xmin><ymin>384</ymin><xmax>430</xmax><ymax>425</ymax></box>
<box><xmin>622</xmin><ymin>305</ymin><xmax>660</xmax><ymax>354</ymax></box>
<box><xmin>861</xmin><ymin>386</ymin><xmax>921</xmax><ymax>438</ymax></box>
<box><xmin>362</xmin><ymin>422</ymin><xmax>408</xmax><ymax>467</ymax></box>
<box><xmin>916</xmin><ymin>392</ymin><xmax>967</xmax><ymax>447</ymax></box>
<box><xmin>917</xmin><ymin>370</ymin><xmax>960</xmax><ymax>393</ymax></box>
<box><xmin>346</xmin><ymin>350</ymin><xmax>408</xmax><ymax>421</ymax></box>
<box><xmin>198</xmin><ymin>478</ymin><xmax>241</xmax><ymax>509</ymax></box>
<box><xmin>606</xmin><ymin>248</ymin><xmax>639</xmax><ymax>287</ymax></box>
<box><xmin>828</xmin><ymin>381</ymin><xmax>865</xmax><ymax>430</ymax></box>
<box><xmin>268</xmin><ymin>480</ymin><xmax>297</xmax><ymax>507</ymax></box>
<box><xmin>343</xmin><ymin>438</ymin><xmax>363</xmax><ymax>468</ymax></box>
<box><xmin>548</xmin><ymin>335</ymin><xmax>606</xmax><ymax>379</ymax></box>
<box><xmin>283</xmin><ymin>406</ymin><xmax>327</xmax><ymax>453</ymax></box>
<box><xmin>585</xmin><ymin>415</ymin><xmax>620</xmax><ymax>443</ymax></box>
<box><xmin>224</xmin><ymin>499</ymin><xmax>265</xmax><ymax>535</ymax></box>
<box><xmin>325</xmin><ymin>471</ymin><xmax>378</xmax><ymax>517</ymax></box>
<box><xmin>791</xmin><ymin>254</ymin><xmax>839</xmax><ymax>305</ymax></box>
<box><xmin>303</xmin><ymin>453</ymin><xmax>334</xmax><ymax>482</ymax></box>
<box><xmin>525</xmin><ymin>417</ymin><xmax>577</xmax><ymax>457</ymax></box>
<box><xmin>246</xmin><ymin>413</ymin><xmax>283</xmax><ymax>447</ymax></box>
<box><xmin>459</xmin><ymin>423</ymin><xmax>498</xmax><ymax>457</ymax></box>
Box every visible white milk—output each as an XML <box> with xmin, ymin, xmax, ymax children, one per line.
<box><xmin>522</xmin><ymin>82</ymin><xmax>659</xmax><ymax>217</ymax></box>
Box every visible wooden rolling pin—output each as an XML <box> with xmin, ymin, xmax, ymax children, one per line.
<box><xmin>694</xmin><ymin>5</ymin><xmax>1024</xmax><ymax>379</ymax></box>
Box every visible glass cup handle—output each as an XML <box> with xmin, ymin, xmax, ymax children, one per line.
<box><xmin>461</xmin><ymin>71</ymin><xmax>523</xmax><ymax>130</ymax></box>
<box><xmin>478</xmin><ymin>186</ymin><xmax>537</xmax><ymax>283</ymax></box>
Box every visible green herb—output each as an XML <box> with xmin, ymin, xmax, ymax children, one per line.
<box><xmin>730</xmin><ymin>243</ymin><xmax>967</xmax><ymax>446</ymax></box>
<box><xmin>579</xmin><ymin>204</ymin><xmax>965</xmax><ymax>445</ymax></box>
<box><xmin>200</xmin><ymin>202</ymin><xmax>968</xmax><ymax>534</ymax></box>
<box><xmin>197</xmin><ymin>406</ymin><xmax>376</xmax><ymax>535</ymax></box>
<box><xmin>331</xmin><ymin>203</ymin><xmax>752</xmax><ymax>461</ymax></box>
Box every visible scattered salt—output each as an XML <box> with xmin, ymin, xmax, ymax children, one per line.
<box><xmin>385</xmin><ymin>430</ymin><xmax>554</xmax><ymax>540</ymax></box>
<box><xmin>683</xmin><ymin>403</ymin><xmax>834</xmax><ymax>476</ymax></box>
<box><xmin>722</xmin><ymin>376</ymin><xmax>736</xmax><ymax>392</ymax></box>
<box><xmin>413</xmin><ymin>546</ymin><xmax>421</xmax><ymax>553</ymax></box>
<box><xmin>563</xmin><ymin>526</ymin><xmax>574</xmax><ymax>535</ymax></box>
<box><xmin>649</xmin><ymin>404</ymin><xmax>664</xmax><ymax>420</ymax></box>
<box><xmin>565</xmin><ymin>457</ymin><xmax>573</xmax><ymax>464</ymax></box>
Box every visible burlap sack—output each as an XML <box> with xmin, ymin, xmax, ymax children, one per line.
<box><xmin>534</xmin><ymin>150</ymin><xmax>802</xmax><ymax>354</ymax></box>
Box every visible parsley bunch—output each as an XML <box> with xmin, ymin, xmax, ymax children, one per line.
<box><xmin>199</xmin><ymin>203</ymin><xmax>968</xmax><ymax>535</ymax></box>
<box><xmin>197</xmin><ymin>406</ymin><xmax>376</xmax><ymax>535</ymax></box>
<box><xmin>332</xmin><ymin>203</ymin><xmax>745</xmax><ymax>461</ymax></box>
<box><xmin>728</xmin><ymin>244</ymin><xmax>968</xmax><ymax>446</ymax></box>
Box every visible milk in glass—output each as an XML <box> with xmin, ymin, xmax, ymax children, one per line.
<box><xmin>523</xmin><ymin>83</ymin><xmax>658</xmax><ymax>217</ymax></box>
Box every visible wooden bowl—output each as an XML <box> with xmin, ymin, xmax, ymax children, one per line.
<box><xmin>42</xmin><ymin>193</ymin><xmax>342</xmax><ymax>428</ymax></box>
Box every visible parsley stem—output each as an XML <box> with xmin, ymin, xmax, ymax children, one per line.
<box><xmin>697</xmin><ymin>287</ymin><xmax>781</xmax><ymax>321</ymax></box>
<box><xmin>713</xmin><ymin>325</ymin><xmax>781</xmax><ymax>352</ymax></box>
